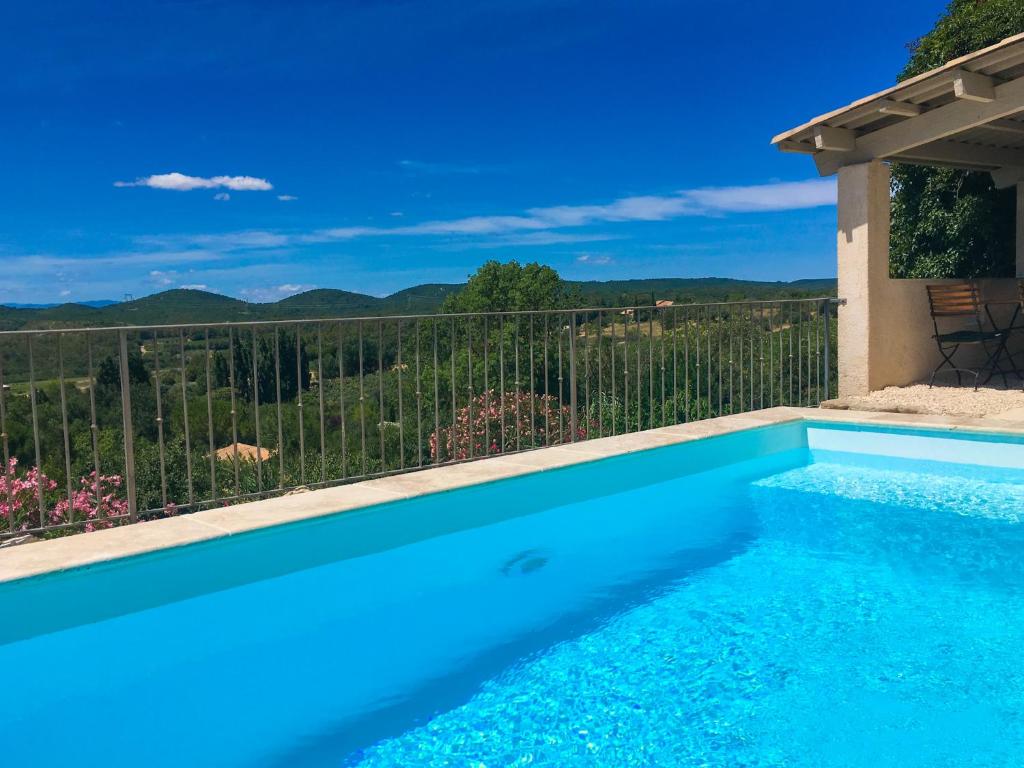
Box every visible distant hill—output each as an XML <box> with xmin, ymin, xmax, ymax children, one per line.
<box><xmin>1</xmin><ymin>299</ymin><xmax>117</xmax><ymax>309</ymax></box>
<box><xmin>0</xmin><ymin>278</ymin><xmax>836</xmax><ymax>331</ymax></box>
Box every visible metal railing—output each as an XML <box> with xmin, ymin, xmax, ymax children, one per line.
<box><xmin>0</xmin><ymin>297</ymin><xmax>839</xmax><ymax>539</ymax></box>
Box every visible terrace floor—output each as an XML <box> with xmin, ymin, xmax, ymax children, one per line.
<box><xmin>823</xmin><ymin>381</ymin><xmax>1024</xmax><ymax>422</ymax></box>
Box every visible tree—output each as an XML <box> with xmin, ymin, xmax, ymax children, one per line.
<box><xmin>890</xmin><ymin>0</ymin><xmax>1024</xmax><ymax>278</ymax></box>
<box><xmin>441</xmin><ymin>260</ymin><xmax>578</xmax><ymax>313</ymax></box>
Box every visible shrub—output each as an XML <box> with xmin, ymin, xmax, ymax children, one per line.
<box><xmin>430</xmin><ymin>390</ymin><xmax>584</xmax><ymax>461</ymax></box>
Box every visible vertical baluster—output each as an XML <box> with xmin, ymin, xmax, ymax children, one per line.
<box><xmin>338</xmin><ymin>323</ymin><xmax>348</xmax><ymax>478</ymax></box>
<box><xmin>622</xmin><ymin>313</ymin><xmax>628</xmax><ymax>435</ymax></box>
<box><xmin>274</xmin><ymin>327</ymin><xmax>285</xmax><ymax>487</ymax></box>
<box><xmin>610</xmin><ymin>311</ymin><xmax>617</xmax><ymax>435</ymax></box>
<box><xmin>358</xmin><ymin>322</ymin><xmax>367</xmax><ymax>475</ymax></box>
<box><xmin>86</xmin><ymin>336</ymin><xmax>102</xmax><ymax>520</ymax></box>
<box><xmin>204</xmin><ymin>329</ymin><xmax>217</xmax><ymax>502</ymax></box>
<box><xmin>583</xmin><ymin>312</ymin><xmax>591</xmax><ymax>436</ymax></box>
<box><xmin>415</xmin><ymin>319</ymin><xmax>424</xmax><ymax>468</ymax></box>
<box><xmin>0</xmin><ymin>348</ymin><xmax>14</xmax><ymax>533</ymax></box>
<box><xmin>718</xmin><ymin>305</ymin><xmax>724</xmax><ymax>417</ymax></box>
<box><xmin>152</xmin><ymin>331</ymin><xmax>169</xmax><ymax>509</ymax></box>
<box><xmin>529</xmin><ymin>315</ymin><xmax>536</xmax><ymax>447</ymax></box>
<box><xmin>432</xmin><ymin>319</ymin><xmax>440</xmax><ymax>464</ymax></box>
<box><xmin>397</xmin><ymin>321</ymin><xmax>405</xmax><ymax>469</ymax></box>
<box><xmin>514</xmin><ymin>317</ymin><xmax>522</xmax><ymax>452</ymax></box>
<box><xmin>683</xmin><ymin>306</ymin><xmax>690</xmax><ymax>423</ymax></box>
<box><xmin>179</xmin><ymin>331</ymin><xmax>194</xmax><ymax>507</ymax></box>
<box><xmin>227</xmin><ymin>329</ymin><xmax>240</xmax><ymax>498</ymax></box>
<box><xmin>758</xmin><ymin>303</ymin><xmax>765</xmax><ymax>410</ymax></box>
<box><xmin>251</xmin><ymin>327</ymin><xmax>264</xmax><ymax>492</ymax></box>
<box><xmin>788</xmin><ymin>304</ymin><xmax>795</xmax><ymax>406</ymax></box>
<box><xmin>297</xmin><ymin>325</ymin><xmax>306</xmax><ymax>484</ymax></box>
<box><xmin>317</xmin><ymin>325</ymin><xmax>326</xmax><ymax>483</ymax></box>
<box><xmin>498</xmin><ymin>315</ymin><xmax>506</xmax><ymax>453</ymax></box>
<box><xmin>648</xmin><ymin>309</ymin><xmax>655</xmax><ymax>430</ymax></box>
<box><xmin>543</xmin><ymin>315</ymin><xmax>550</xmax><ymax>445</ymax></box>
<box><xmin>450</xmin><ymin>317</ymin><xmax>457</xmax><ymax>461</ymax></box>
<box><xmin>660</xmin><ymin>310</ymin><xmax>666</xmax><ymax>426</ymax></box>
<box><xmin>597</xmin><ymin>310</ymin><xmax>604</xmax><ymax>437</ymax></box>
<box><xmin>57</xmin><ymin>335</ymin><xmax>74</xmax><ymax>524</ymax></box>
<box><xmin>797</xmin><ymin>302</ymin><xmax>804</xmax><ymax>406</ymax></box>
<box><xmin>568</xmin><ymin>312</ymin><xmax>578</xmax><ymax>442</ymax></box>
<box><xmin>377</xmin><ymin>321</ymin><xmax>385</xmax><ymax>471</ymax></box>
<box><xmin>630</xmin><ymin>311</ymin><xmax>638</xmax><ymax>434</ymax></box>
<box><xmin>483</xmin><ymin>315</ymin><xmax>490</xmax><ymax>454</ymax></box>
<box><xmin>117</xmin><ymin>330</ymin><xmax>138</xmax><ymax>522</ymax></box>
<box><xmin>672</xmin><ymin>307</ymin><xmax>679</xmax><ymax>425</ymax></box>
<box><xmin>27</xmin><ymin>336</ymin><xmax>45</xmax><ymax>527</ymax></box>
<box><xmin>556</xmin><ymin>317</ymin><xmax>564</xmax><ymax>443</ymax></box>
<box><xmin>706</xmin><ymin>305</ymin><xmax>712</xmax><ymax>418</ymax></box>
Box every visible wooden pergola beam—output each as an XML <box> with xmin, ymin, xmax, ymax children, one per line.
<box><xmin>815</xmin><ymin>73</ymin><xmax>1024</xmax><ymax>175</ymax></box>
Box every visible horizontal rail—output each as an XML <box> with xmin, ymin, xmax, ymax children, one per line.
<box><xmin>0</xmin><ymin>297</ymin><xmax>840</xmax><ymax>337</ymax></box>
<box><xmin>0</xmin><ymin>298</ymin><xmax>840</xmax><ymax>540</ymax></box>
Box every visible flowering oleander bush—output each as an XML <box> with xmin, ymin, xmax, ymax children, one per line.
<box><xmin>0</xmin><ymin>458</ymin><xmax>57</xmax><ymax>532</ymax></box>
<box><xmin>430</xmin><ymin>390</ymin><xmax>585</xmax><ymax>461</ymax></box>
<box><xmin>0</xmin><ymin>458</ymin><xmax>130</xmax><ymax>534</ymax></box>
<box><xmin>50</xmin><ymin>471</ymin><xmax>130</xmax><ymax>532</ymax></box>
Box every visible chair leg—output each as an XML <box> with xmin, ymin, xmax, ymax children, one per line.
<box><xmin>930</xmin><ymin>342</ymin><xmax>960</xmax><ymax>387</ymax></box>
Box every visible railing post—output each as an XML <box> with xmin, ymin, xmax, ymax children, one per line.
<box><xmin>823</xmin><ymin>299</ymin><xmax>832</xmax><ymax>402</ymax></box>
<box><xmin>569</xmin><ymin>312</ymin><xmax>578</xmax><ymax>441</ymax></box>
<box><xmin>118</xmin><ymin>329</ymin><xmax>138</xmax><ymax>522</ymax></box>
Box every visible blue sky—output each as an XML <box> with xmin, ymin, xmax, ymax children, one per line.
<box><xmin>1</xmin><ymin>0</ymin><xmax>945</xmax><ymax>303</ymax></box>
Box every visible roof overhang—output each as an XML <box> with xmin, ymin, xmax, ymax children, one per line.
<box><xmin>772</xmin><ymin>33</ymin><xmax>1024</xmax><ymax>187</ymax></box>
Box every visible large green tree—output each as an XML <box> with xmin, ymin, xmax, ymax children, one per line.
<box><xmin>441</xmin><ymin>260</ymin><xmax>579</xmax><ymax>313</ymax></box>
<box><xmin>890</xmin><ymin>0</ymin><xmax>1024</xmax><ymax>278</ymax></box>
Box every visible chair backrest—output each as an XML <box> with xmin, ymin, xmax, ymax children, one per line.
<box><xmin>926</xmin><ymin>282</ymin><xmax>981</xmax><ymax>319</ymax></box>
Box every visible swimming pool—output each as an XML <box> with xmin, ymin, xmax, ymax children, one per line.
<box><xmin>2</xmin><ymin>419</ymin><xmax>1024</xmax><ymax>767</ymax></box>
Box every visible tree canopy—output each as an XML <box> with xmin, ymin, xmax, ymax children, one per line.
<box><xmin>441</xmin><ymin>260</ymin><xmax>579</xmax><ymax>313</ymax></box>
<box><xmin>890</xmin><ymin>0</ymin><xmax>1024</xmax><ymax>279</ymax></box>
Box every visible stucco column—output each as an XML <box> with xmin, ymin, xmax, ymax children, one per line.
<box><xmin>836</xmin><ymin>161</ymin><xmax>891</xmax><ymax>397</ymax></box>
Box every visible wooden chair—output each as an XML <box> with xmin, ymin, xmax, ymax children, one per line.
<box><xmin>926</xmin><ymin>282</ymin><xmax>1006</xmax><ymax>389</ymax></box>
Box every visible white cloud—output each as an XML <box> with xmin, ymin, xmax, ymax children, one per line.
<box><xmin>136</xmin><ymin>231</ymin><xmax>289</xmax><ymax>251</ymax></box>
<box><xmin>213</xmin><ymin>192</ymin><xmax>231</xmax><ymax>201</ymax></box>
<box><xmin>149</xmin><ymin>270</ymin><xmax>174</xmax><ymax>286</ymax></box>
<box><xmin>179</xmin><ymin>283</ymin><xmax>209</xmax><ymax>291</ymax></box>
<box><xmin>114</xmin><ymin>172</ymin><xmax>273</xmax><ymax>192</ymax></box>
<box><xmin>239</xmin><ymin>283</ymin><xmax>314</xmax><ymax>302</ymax></box>
<box><xmin>59</xmin><ymin>289</ymin><xmax>72</xmax><ymax>297</ymax></box>
<box><xmin>576</xmin><ymin>254</ymin><xmax>613</xmax><ymax>265</ymax></box>
<box><xmin>306</xmin><ymin>179</ymin><xmax>836</xmax><ymax>243</ymax></box>
<box><xmin>449</xmin><ymin>232</ymin><xmax>621</xmax><ymax>250</ymax></box>
<box><xmin>685</xmin><ymin>180</ymin><xmax>838</xmax><ymax>212</ymax></box>
<box><xmin>277</xmin><ymin>194</ymin><xmax>298</xmax><ymax>201</ymax></box>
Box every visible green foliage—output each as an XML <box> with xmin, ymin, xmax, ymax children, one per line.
<box><xmin>441</xmin><ymin>260</ymin><xmax>580</xmax><ymax>313</ymax></box>
<box><xmin>890</xmin><ymin>0</ymin><xmax>1024</xmax><ymax>279</ymax></box>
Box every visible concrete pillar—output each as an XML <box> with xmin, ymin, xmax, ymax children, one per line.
<box><xmin>837</xmin><ymin>161</ymin><xmax>891</xmax><ymax>397</ymax></box>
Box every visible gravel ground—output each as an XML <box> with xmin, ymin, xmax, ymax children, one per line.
<box><xmin>823</xmin><ymin>381</ymin><xmax>1024</xmax><ymax>420</ymax></box>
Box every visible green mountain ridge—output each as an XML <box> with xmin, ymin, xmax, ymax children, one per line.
<box><xmin>0</xmin><ymin>278</ymin><xmax>836</xmax><ymax>331</ymax></box>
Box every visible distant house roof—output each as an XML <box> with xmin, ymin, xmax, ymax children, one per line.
<box><xmin>655</xmin><ymin>299</ymin><xmax>674</xmax><ymax>307</ymax></box>
<box><xmin>772</xmin><ymin>32</ymin><xmax>1024</xmax><ymax>184</ymax></box>
<box><xmin>214</xmin><ymin>442</ymin><xmax>272</xmax><ymax>462</ymax></box>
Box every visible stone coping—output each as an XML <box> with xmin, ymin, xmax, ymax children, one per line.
<box><xmin>2</xmin><ymin>406</ymin><xmax>1023</xmax><ymax>585</ymax></box>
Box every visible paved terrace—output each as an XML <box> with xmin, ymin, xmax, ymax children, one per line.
<box><xmin>824</xmin><ymin>382</ymin><xmax>1024</xmax><ymax>421</ymax></box>
<box><xmin>3</xmin><ymin>406</ymin><xmax>1024</xmax><ymax>585</ymax></box>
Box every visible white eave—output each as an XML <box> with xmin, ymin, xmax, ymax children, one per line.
<box><xmin>772</xmin><ymin>33</ymin><xmax>1024</xmax><ymax>186</ymax></box>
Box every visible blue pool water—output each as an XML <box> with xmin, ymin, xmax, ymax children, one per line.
<box><xmin>2</xmin><ymin>422</ymin><xmax>1024</xmax><ymax>766</ymax></box>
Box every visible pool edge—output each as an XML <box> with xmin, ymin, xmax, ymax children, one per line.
<box><xmin>3</xmin><ymin>406</ymin><xmax>1021</xmax><ymax>585</ymax></box>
